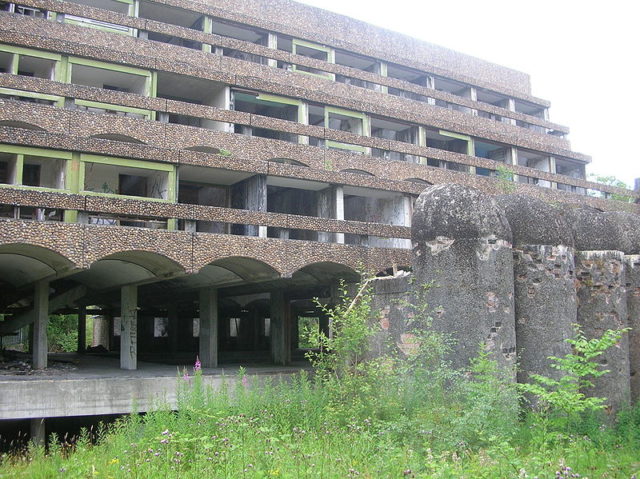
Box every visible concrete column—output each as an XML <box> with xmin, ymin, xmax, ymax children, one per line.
<box><xmin>575</xmin><ymin>251</ymin><xmax>630</xmax><ymax>409</ymax></box>
<box><xmin>565</xmin><ymin>208</ymin><xmax>632</xmax><ymax>411</ymax></box>
<box><xmin>32</xmin><ymin>281</ymin><xmax>49</xmax><ymax>370</ymax></box>
<box><xmin>92</xmin><ymin>314</ymin><xmax>110</xmax><ymax>349</ymax></box>
<box><xmin>167</xmin><ymin>303</ymin><xmax>179</xmax><ymax>357</ymax></box>
<box><xmin>199</xmin><ymin>287</ymin><xmax>218</xmax><ymax>368</ymax></box>
<box><xmin>30</xmin><ymin>418</ymin><xmax>45</xmax><ymax>447</ymax></box>
<box><xmin>496</xmin><ymin>195</ymin><xmax>575</xmax><ymax>387</ymax></box>
<box><xmin>335</xmin><ymin>186</ymin><xmax>345</xmax><ymax>244</ymax></box>
<box><xmin>270</xmin><ymin>290</ymin><xmax>290</xmax><ymax>365</ymax></box>
<box><xmin>242</xmin><ymin>175</ymin><xmax>267</xmax><ymax>238</ymax></box>
<box><xmin>267</xmin><ymin>32</ymin><xmax>278</xmax><ymax>67</ymax></box>
<box><xmin>120</xmin><ymin>285</ymin><xmax>138</xmax><ymax>370</ymax></box>
<box><xmin>412</xmin><ymin>185</ymin><xmax>516</xmax><ymax>373</ymax></box>
<box><xmin>77</xmin><ymin>306</ymin><xmax>86</xmax><ymax>354</ymax></box>
<box><xmin>626</xmin><ymin>255</ymin><xmax>640</xmax><ymax>402</ymax></box>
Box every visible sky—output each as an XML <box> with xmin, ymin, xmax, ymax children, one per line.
<box><xmin>296</xmin><ymin>0</ymin><xmax>639</xmax><ymax>189</ymax></box>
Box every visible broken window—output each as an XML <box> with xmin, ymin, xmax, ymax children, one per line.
<box><xmin>139</xmin><ymin>0</ymin><xmax>204</xmax><ymax>49</ymax></box>
<box><xmin>514</xmin><ymin>99</ymin><xmax>547</xmax><ymax>120</ymax></box>
<box><xmin>232</xmin><ymin>91</ymin><xmax>300</xmax><ymax>122</ymax></box>
<box><xmin>0</xmin><ymin>45</ymin><xmax>60</xmax><ymax>80</ymax></box>
<box><xmin>82</xmin><ymin>158</ymin><xmax>172</xmax><ymax>199</ymax></box>
<box><xmin>289</xmin><ymin>39</ymin><xmax>334</xmax><ymax>79</ymax></box>
<box><xmin>474</xmin><ymin>139</ymin><xmax>511</xmax><ymax>163</ymax></box>
<box><xmin>425</xmin><ymin>129</ymin><xmax>473</xmax><ymax>155</ymax></box>
<box><xmin>516</xmin><ymin>148</ymin><xmax>551</xmax><ymax>187</ymax></box>
<box><xmin>69</xmin><ymin>59</ymin><xmax>151</xmax><ymax>96</ymax></box>
<box><xmin>555</xmin><ymin>158</ymin><xmax>586</xmax><ymax>180</ymax></box>
<box><xmin>153</xmin><ymin>317</ymin><xmax>169</xmax><ymax>338</ymax></box>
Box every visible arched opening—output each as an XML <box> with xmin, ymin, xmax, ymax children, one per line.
<box><xmin>268</xmin><ymin>158</ymin><xmax>309</xmax><ymax>167</ymax></box>
<box><xmin>0</xmin><ymin>120</ymin><xmax>46</xmax><ymax>131</ymax></box>
<box><xmin>90</xmin><ymin>133</ymin><xmax>146</xmax><ymax>144</ymax></box>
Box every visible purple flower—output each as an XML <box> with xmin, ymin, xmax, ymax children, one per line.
<box><xmin>183</xmin><ymin>371</ymin><xmax>190</xmax><ymax>382</ymax></box>
<box><xmin>194</xmin><ymin>356</ymin><xmax>201</xmax><ymax>371</ymax></box>
<box><xmin>242</xmin><ymin>376</ymin><xmax>249</xmax><ymax>388</ymax></box>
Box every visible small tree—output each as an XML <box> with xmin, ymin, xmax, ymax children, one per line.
<box><xmin>519</xmin><ymin>327</ymin><xmax>629</xmax><ymax>416</ymax></box>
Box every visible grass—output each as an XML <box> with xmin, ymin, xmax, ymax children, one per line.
<box><xmin>1</xmin><ymin>281</ymin><xmax>639</xmax><ymax>478</ymax></box>
<box><xmin>1</xmin><ymin>364</ymin><xmax>639</xmax><ymax>478</ymax></box>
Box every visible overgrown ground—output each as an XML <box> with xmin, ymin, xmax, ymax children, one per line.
<box><xmin>1</xmin><ymin>282</ymin><xmax>639</xmax><ymax>478</ymax></box>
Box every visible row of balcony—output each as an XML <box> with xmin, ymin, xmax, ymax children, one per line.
<box><xmin>0</xmin><ymin>0</ymin><xmax>568</xmax><ymax>138</ymax></box>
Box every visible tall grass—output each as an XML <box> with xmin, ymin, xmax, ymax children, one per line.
<box><xmin>1</xmin><ymin>280</ymin><xmax>639</xmax><ymax>478</ymax></box>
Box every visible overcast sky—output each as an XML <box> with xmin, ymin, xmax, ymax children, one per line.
<box><xmin>296</xmin><ymin>0</ymin><xmax>639</xmax><ymax>188</ymax></box>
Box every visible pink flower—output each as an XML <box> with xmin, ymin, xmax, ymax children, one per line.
<box><xmin>242</xmin><ymin>376</ymin><xmax>249</xmax><ymax>388</ymax></box>
<box><xmin>183</xmin><ymin>371</ymin><xmax>190</xmax><ymax>382</ymax></box>
<box><xmin>194</xmin><ymin>356</ymin><xmax>202</xmax><ymax>371</ymax></box>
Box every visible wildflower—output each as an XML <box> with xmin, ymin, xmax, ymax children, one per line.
<box><xmin>161</xmin><ymin>429</ymin><xmax>170</xmax><ymax>435</ymax></box>
<box><xmin>183</xmin><ymin>371</ymin><xmax>190</xmax><ymax>382</ymax></box>
<box><xmin>242</xmin><ymin>375</ymin><xmax>249</xmax><ymax>388</ymax></box>
<box><xmin>160</xmin><ymin>439</ymin><xmax>169</xmax><ymax>444</ymax></box>
<box><xmin>194</xmin><ymin>356</ymin><xmax>201</xmax><ymax>371</ymax></box>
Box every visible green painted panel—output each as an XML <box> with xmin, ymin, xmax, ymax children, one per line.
<box><xmin>80</xmin><ymin>154</ymin><xmax>175</xmax><ymax>172</ymax></box>
<box><xmin>68</xmin><ymin>57</ymin><xmax>151</xmax><ymax>77</ymax></box>
<box><xmin>0</xmin><ymin>88</ymin><xmax>62</xmax><ymax>102</ymax></box>
<box><xmin>0</xmin><ymin>44</ymin><xmax>62</xmax><ymax>61</ymax></box>
<box><xmin>74</xmin><ymin>99</ymin><xmax>151</xmax><ymax>117</ymax></box>
<box><xmin>0</xmin><ymin>145</ymin><xmax>72</xmax><ymax>160</ymax></box>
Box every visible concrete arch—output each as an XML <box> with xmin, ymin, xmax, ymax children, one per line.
<box><xmin>90</xmin><ymin>133</ymin><xmax>147</xmax><ymax>144</ymax></box>
<box><xmin>75</xmin><ymin>249</ymin><xmax>187</xmax><ymax>290</ymax></box>
<box><xmin>201</xmin><ymin>256</ymin><xmax>282</xmax><ymax>282</ymax></box>
<box><xmin>404</xmin><ymin>177</ymin><xmax>433</xmax><ymax>185</ymax></box>
<box><xmin>0</xmin><ymin>243</ymin><xmax>78</xmax><ymax>287</ymax></box>
<box><xmin>341</xmin><ymin>168</ymin><xmax>375</xmax><ymax>176</ymax></box>
<box><xmin>268</xmin><ymin>158</ymin><xmax>310</xmax><ymax>167</ymax></box>
<box><xmin>290</xmin><ymin>261</ymin><xmax>360</xmax><ymax>284</ymax></box>
<box><xmin>0</xmin><ymin>120</ymin><xmax>46</xmax><ymax>131</ymax></box>
<box><xmin>185</xmin><ymin>145</ymin><xmax>223</xmax><ymax>154</ymax></box>
<box><xmin>84</xmin><ymin>227</ymin><xmax>193</xmax><ymax>273</ymax></box>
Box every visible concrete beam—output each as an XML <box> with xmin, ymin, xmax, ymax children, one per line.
<box><xmin>0</xmin><ymin>285</ymin><xmax>87</xmax><ymax>335</ymax></box>
<box><xmin>120</xmin><ymin>285</ymin><xmax>137</xmax><ymax>371</ymax></box>
<box><xmin>199</xmin><ymin>287</ymin><xmax>218</xmax><ymax>368</ymax></box>
<box><xmin>0</xmin><ymin>372</ymin><xmax>302</xmax><ymax>420</ymax></box>
<box><xmin>32</xmin><ymin>281</ymin><xmax>49</xmax><ymax>370</ymax></box>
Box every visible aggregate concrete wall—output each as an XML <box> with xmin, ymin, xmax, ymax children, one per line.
<box><xmin>411</xmin><ymin>184</ymin><xmax>516</xmax><ymax>372</ymax></box>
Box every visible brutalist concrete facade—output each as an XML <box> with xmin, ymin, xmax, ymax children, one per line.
<box><xmin>0</xmin><ymin>0</ymin><xmax>639</xmax><ymax>435</ymax></box>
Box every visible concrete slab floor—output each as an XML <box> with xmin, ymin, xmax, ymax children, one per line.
<box><xmin>0</xmin><ymin>352</ymin><xmax>311</xmax><ymax>382</ymax></box>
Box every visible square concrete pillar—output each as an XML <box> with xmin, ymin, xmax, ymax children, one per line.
<box><xmin>120</xmin><ymin>285</ymin><xmax>138</xmax><ymax>370</ymax></box>
<box><xmin>167</xmin><ymin>303</ymin><xmax>179</xmax><ymax>356</ymax></box>
<box><xmin>32</xmin><ymin>281</ymin><xmax>49</xmax><ymax>370</ymax></box>
<box><xmin>270</xmin><ymin>291</ymin><xmax>291</xmax><ymax>365</ymax></box>
<box><xmin>30</xmin><ymin>418</ymin><xmax>45</xmax><ymax>447</ymax></box>
<box><xmin>77</xmin><ymin>306</ymin><xmax>86</xmax><ymax>354</ymax></box>
<box><xmin>199</xmin><ymin>287</ymin><xmax>218</xmax><ymax>368</ymax></box>
<box><xmin>334</xmin><ymin>186</ymin><xmax>345</xmax><ymax>244</ymax></box>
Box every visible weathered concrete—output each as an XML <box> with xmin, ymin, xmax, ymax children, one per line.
<box><xmin>199</xmin><ymin>287</ymin><xmax>219</xmax><ymax>368</ymax></box>
<box><xmin>270</xmin><ymin>291</ymin><xmax>291</xmax><ymax>365</ymax></box>
<box><xmin>412</xmin><ymin>184</ymin><xmax>516</xmax><ymax>372</ymax></box>
<box><xmin>565</xmin><ymin>207</ymin><xmax>631</xmax><ymax>411</ymax></box>
<box><xmin>574</xmin><ymin>250</ymin><xmax>630</xmax><ymax>410</ymax></box>
<box><xmin>120</xmin><ymin>285</ymin><xmax>138</xmax><ymax>371</ymax></box>
<box><xmin>32</xmin><ymin>281</ymin><xmax>49</xmax><ymax>370</ymax></box>
<box><xmin>625</xmin><ymin>255</ymin><xmax>640</xmax><ymax>402</ymax></box>
<box><xmin>496</xmin><ymin>195</ymin><xmax>575</xmax><ymax>385</ymax></box>
<box><xmin>30</xmin><ymin>418</ymin><xmax>45</xmax><ymax>446</ymax></box>
<box><xmin>0</xmin><ymin>359</ymin><xmax>306</xmax><ymax>420</ymax></box>
<box><xmin>77</xmin><ymin>306</ymin><xmax>86</xmax><ymax>354</ymax></box>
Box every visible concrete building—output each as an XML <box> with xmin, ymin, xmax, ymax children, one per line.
<box><xmin>0</xmin><ymin>0</ymin><xmax>638</xmax><ymax>439</ymax></box>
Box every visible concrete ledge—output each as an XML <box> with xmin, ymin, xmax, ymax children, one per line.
<box><xmin>0</xmin><ymin>368</ymin><xmax>302</xmax><ymax>420</ymax></box>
